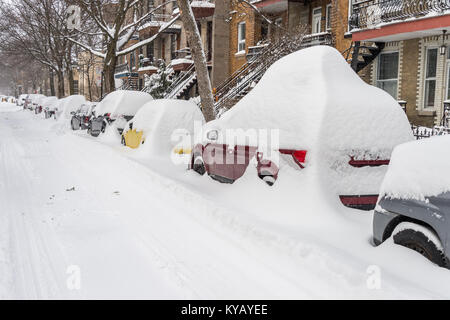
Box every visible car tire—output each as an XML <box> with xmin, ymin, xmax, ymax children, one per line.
<box><xmin>393</xmin><ymin>223</ymin><xmax>448</xmax><ymax>268</ymax></box>
<box><xmin>192</xmin><ymin>154</ymin><xmax>206</xmax><ymax>176</ymax></box>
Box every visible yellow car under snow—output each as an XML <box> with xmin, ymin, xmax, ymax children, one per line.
<box><xmin>122</xmin><ymin>129</ymin><xmax>191</xmax><ymax>154</ymax></box>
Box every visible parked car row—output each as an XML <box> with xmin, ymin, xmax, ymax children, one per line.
<box><xmin>19</xmin><ymin>46</ymin><xmax>449</xmax><ymax>269</ymax></box>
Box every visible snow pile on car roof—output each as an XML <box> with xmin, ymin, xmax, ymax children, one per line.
<box><xmin>379</xmin><ymin>135</ymin><xmax>450</xmax><ymax>200</ymax></box>
<box><xmin>208</xmin><ymin>46</ymin><xmax>413</xmax><ymax>198</ymax></box>
<box><xmin>126</xmin><ymin>99</ymin><xmax>205</xmax><ymax>155</ymax></box>
<box><xmin>42</xmin><ymin>96</ymin><xmax>58</xmax><ymax>108</ymax></box>
<box><xmin>215</xmin><ymin>45</ymin><xmax>413</xmax><ymax>154</ymax></box>
<box><xmin>95</xmin><ymin>90</ymin><xmax>153</xmax><ymax>118</ymax></box>
<box><xmin>55</xmin><ymin>95</ymin><xmax>86</xmax><ymax>118</ymax></box>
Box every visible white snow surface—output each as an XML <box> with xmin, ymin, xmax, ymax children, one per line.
<box><xmin>124</xmin><ymin>99</ymin><xmax>205</xmax><ymax>156</ymax></box>
<box><xmin>1</xmin><ymin>101</ymin><xmax>450</xmax><ymax>300</ymax></box>
<box><xmin>379</xmin><ymin>135</ymin><xmax>450</xmax><ymax>200</ymax></box>
<box><xmin>95</xmin><ymin>90</ymin><xmax>153</xmax><ymax>119</ymax></box>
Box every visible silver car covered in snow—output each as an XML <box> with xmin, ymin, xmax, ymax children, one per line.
<box><xmin>374</xmin><ymin>136</ymin><xmax>450</xmax><ymax>268</ymax></box>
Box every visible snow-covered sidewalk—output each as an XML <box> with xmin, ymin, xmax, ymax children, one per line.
<box><xmin>1</xmin><ymin>103</ymin><xmax>450</xmax><ymax>299</ymax></box>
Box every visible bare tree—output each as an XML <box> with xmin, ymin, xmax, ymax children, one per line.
<box><xmin>177</xmin><ymin>0</ymin><xmax>214</xmax><ymax>122</ymax></box>
<box><xmin>66</xmin><ymin>0</ymin><xmax>180</xmax><ymax>94</ymax></box>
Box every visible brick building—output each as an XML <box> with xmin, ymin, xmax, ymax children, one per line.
<box><xmin>349</xmin><ymin>0</ymin><xmax>450</xmax><ymax>127</ymax></box>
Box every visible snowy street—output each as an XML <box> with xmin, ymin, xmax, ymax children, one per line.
<box><xmin>1</xmin><ymin>103</ymin><xmax>450</xmax><ymax>299</ymax></box>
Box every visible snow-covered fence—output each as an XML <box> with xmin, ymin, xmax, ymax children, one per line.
<box><xmin>411</xmin><ymin>125</ymin><xmax>450</xmax><ymax>140</ymax></box>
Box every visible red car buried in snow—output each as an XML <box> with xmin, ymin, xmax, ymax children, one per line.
<box><xmin>189</xmin><ymin>46</ymin><xmax>414</xmax><ymax>210</ymax></box>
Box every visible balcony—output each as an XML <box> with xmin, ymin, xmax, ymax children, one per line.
<box><xmin>254</xmin><ymin>0</ymin><xmax>288</xmax><ymax>14</ymax></box>
<box><xmin>139</xmin><ymin>13</ymin><xmax>182</xmax><ymax>34</ymax></box>
<box><xmin>191</xmin><ymin>0</ymin><xmax>215</xmax><ymax>18</ymax></box>
<box><xmin>301</xmin><ymin>32</ymin><xmax>333</xmax><ymax>48</ymax></box>
<box><xmin>350</xmin><ymin>0</ymin><xmax>450</xmax><ymax>42</ymax></box>
<box><xmin>115</xmin><ymin>63</ymin><xmax>129</xmax><ymax>75</ymax></box>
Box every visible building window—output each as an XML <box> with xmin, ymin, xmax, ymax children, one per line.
<box><xmin>377</xmin><ymin>52</ymin><xmax>399</xmax><ymax>99</ymax></box>
<box><xmin>171</xmin><ymin>34</ymin><xmax>177</xmax><ymax>60</ymax></box>
<box><xmin>130</xmin><ymin>52</ymin><xmax>135</xmax><ymax>71</ymax></box>
<box><xmin>73</xmin><ymin>80</ymin><xmax>79</xmax><ymax>95</ymax></box>
<box><xmin>424</xmin><ymin>47</ymin><xmax>438</xmax><ymax>108</ymax></box>
<box><xmin>237</xmin><ymin>22</ymin><xmax>246</xmax><ymax>53</ymax></box>
<box><xmin>326</xmin><ymin>4</ymin><xmax>332</xmax><ymax>30</ymax></box>
<box><xmin>312</xmin><ymin>7</ymin><xmax>322</xmax><ymax>34</ymax></box>
<box><xmin>146</xmin><ymin>42</ymin><xmax>154</xmax><ymax>61</ymax></box>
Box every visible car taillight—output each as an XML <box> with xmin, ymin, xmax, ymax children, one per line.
<box><xmin>84</xmin><ymin>116</ymin><xmax>89</xmax><ymax>123</ymax></box>
<box><xmin>293</xmin><ymin>150</ymin><xmax>307</xmax><ymax>164</ymax></box>
<box><xmin>105</xmin><ymin>113</ymin><xmax>111</xmax><ymax>118</ymax></box>
<box><xmin>279</xmin><ymin>149</ymin><xmax>307</xmax><ymax>169</ymax></box>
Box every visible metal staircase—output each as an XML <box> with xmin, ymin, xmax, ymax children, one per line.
<box><xmin>345</xmin><ymin>41</ymin><xmax>385</xmax><ymax>73</ymax></box>
<box><xmin>213</xmin><ymin>30</ymin><xmax>322</xmax><ymax>114</ymax></box>
<box><xmin>164</xmin><ymin>64</ymin><xmax>197</xmax><ymax>99</ymax></box>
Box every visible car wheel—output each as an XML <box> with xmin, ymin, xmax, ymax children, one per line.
<box><xmin>393</xmin><ymin>222</ymin><xmax>448</xmax><ymax>268</ymax></box>
<box><xmin>192</xmin><ymin>154</ymin><xmax>206</xmax><ymax>176</ymax></box>
<box><xmin>260</xmin><ymin>175</ymin><xmax>276</xmax><ymax>186</ymax></box>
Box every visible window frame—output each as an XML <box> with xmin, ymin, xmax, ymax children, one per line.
<box><xmin>376</xmin><ymin>51</ymin><xmax>399</xmax><ymax>100</ymax></box>
<box><xmin>326</xmin><ymin>4</ymin><xmax>332</xmax><ymax>30</ymax></box>
<box><xmin>423</xmin><ymin>47</ymin><xmax>438</xmax><ymax>109</ymax></box>
<box><xmin>312</xmin><ymin>6</ymin><xmax>322</xmax><ymax>34</ymax></box>
<box><xmin>237</xmin><ymin>21</ymin><xmax>246</xmax><ymax>53</ymax></box>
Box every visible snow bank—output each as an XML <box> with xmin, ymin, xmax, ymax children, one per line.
<box><xmin>95</xmin><ymin>91</ymin><xmax>153</xmax><ymax>119</ymax></box>
<box><xmin>379</xmin><ymin>135</ymin><xmax>450</xmax><ymax>200</ymax></box>
<box><xmin>125</xmin><ymin>99</ymin><xmax>205</xmax><ymax>156</ymax></box>
<box><xmin>209</xmin><ymin>46</ymin><xmax>413</xmax><ymax>196</ymax></box>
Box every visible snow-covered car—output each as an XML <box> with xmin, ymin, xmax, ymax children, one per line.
<box><xmin>121</xmin><ymin>100</ymin><xmax>205</xmax><ymax>152</ymax></box>
<box><xmin>34</xmin><ymin>96</ymin><xmax>47</xmax><ymax>114</ymax></box>
<box><xmin>70</xmin><ymin>102</ymin><xmax>96</xmax><ymax>130</ymax></box>
<box><xmin>90</xmin><ymin>90</ymin><xmax>152</xmax><ymax>137</ymax></box>
<box><xmin>28</xmin><ymin>94</ymin><xmax>45</xmax><ymax>111</ymax></box>
<box><xmin>190</xmin><ymin>46</ymin><xmax>413</xmax><ymax>210</ymax></box>
<box><xmin>374</xmin><ymin>135</ymin><xmax>450</xmax><ymax>268</ymax></box>
<box><xmin>54</xmin><ymin>95</ymin><xmax>87</xmax><ymax>121</ymax></box>
<box><xmin>17</xmin><ymin>94</ymin><xmax>28</xmax><ymax>106</ymax></box>
<box><xmin>41</xmin><ymin>96</ymin><xmax>59</xmax><ymax>119</ymax></box>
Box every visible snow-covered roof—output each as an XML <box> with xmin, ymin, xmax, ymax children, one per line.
<box><xmin>379</xmin><ymin>135</ymin><xmax>450</xmax><ymax>201</ymax></box>
<box><xmin>95</xmin><ymin>90</ymin><xmax>153</xmax><ymax>118</ymax></box>
<box><xmin>212</xmin><ymin>46</ymin><xmax>413</xmax><ymax>154</ymax></box>
<box><xmin>125</xmin><ymin>99</ymin><xmax>205</xmax><ymax>155</ymax></box>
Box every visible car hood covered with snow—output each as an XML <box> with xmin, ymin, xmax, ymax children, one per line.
<box><xmin>125</xmin><ymin>99</ymin><xmax>205</xmax><ymax>155</ymax></box>
<box><xmin>379</xmin><ymin>135</ymin><xmax>450</xmax><ymax>201</ymax></box>
<box><xmin>95</xmin><ymin>90</ymin><xmax>153</xmax><ymax>119</ymax></box>
<box><xmin>212</xmin><ymin>46</ymin><xmax>413</xmax><ymax>155</ymax></box>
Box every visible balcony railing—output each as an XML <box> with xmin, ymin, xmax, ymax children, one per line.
<box><xmin>115</xmin><ymin>63</ymin><xmax>129</xmax><ymax>75</ymax></box>
<box><xmin>350</xmin><ymin>0</ymin><xmax>450</xmax><ymax>30</ymax></box>
<box><xmin>301</xmin><ymin>32</ymin><xmax>333</xmax><ymax>48</ymax></box>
